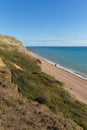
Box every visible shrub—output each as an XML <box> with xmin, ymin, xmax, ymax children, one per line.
<box><xmin>34</xmin><ymin>96</ymin><xmax>48</xmax><ymax>104</ymax></box>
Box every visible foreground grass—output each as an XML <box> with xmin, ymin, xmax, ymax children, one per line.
<box><xmin>0</xmin><ymin>48</ymin><xmax>87</xmax><ymax>130</ymax></box>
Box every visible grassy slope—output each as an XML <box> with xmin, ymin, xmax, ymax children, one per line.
<box><xmin>0</xmin><ymin>48</ymin><xmax>87</xmax><ymax>130</ymax></box>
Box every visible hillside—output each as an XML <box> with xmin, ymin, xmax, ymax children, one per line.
<box><xmin>0</xmin><ymin>35</ymin><xmax>87</xmax><ymax>130</ymax></box>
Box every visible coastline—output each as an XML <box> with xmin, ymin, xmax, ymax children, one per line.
<box><xmin>28</xmin><ymin>49</ymin><xmax>87</xmax><ymax>80</ymax></box>
<box><xmin>27</xmin><ymin>49</ymin><xmax>87</xmax><ymax>104</ymax></box>
<box><xmin>42</xmin><ymin>57</ymin><xmax>87</xmax><ymax>81</ymax></box>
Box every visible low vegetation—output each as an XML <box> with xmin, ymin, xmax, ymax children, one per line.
<box><xmin>0</xmin><ymin>49</ymin><xmax>87</xmax><ymax>130</ymax></box>
<box><xmin>0</xmin><ymin>40</ymin><xmax>87</xmax><ymax>130</ymax></box>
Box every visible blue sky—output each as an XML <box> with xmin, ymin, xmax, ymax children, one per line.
<box><xmin>0</xmin><ymin>0</ymin><xmax>87</xmax><ymax>46</ymax></box>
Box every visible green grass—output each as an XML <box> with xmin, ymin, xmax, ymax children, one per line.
<box><xmin>0</xmin><ymin>48</ymin><xmax>87</xmax><ymax>129</ymax></box>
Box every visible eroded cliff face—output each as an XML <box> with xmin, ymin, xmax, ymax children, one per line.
<box><xmin>0</xmin><ymin>35</ymin><xmax>83</xmax><ymax>130</ymax></box>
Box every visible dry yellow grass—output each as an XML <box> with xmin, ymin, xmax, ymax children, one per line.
<box><xmin>13</xmin><ymin>63</ymin><xmax>23</xmax><ymax>70</ymax></box>
<box><xmin>0</xmin><ymin>57</ymin><xmax>6</xmax><ymax>67</ymax></box>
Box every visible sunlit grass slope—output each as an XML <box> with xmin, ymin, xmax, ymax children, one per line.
<box><xmin>0</xmin><ymin>45</ymin><xmax>87</xmax><ymax>130</ymax></box>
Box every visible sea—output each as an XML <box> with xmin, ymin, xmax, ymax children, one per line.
<box><xmin>27</xmin><ymin>46</ymin><xmax>87</xmax><ymax>79</ymax></box>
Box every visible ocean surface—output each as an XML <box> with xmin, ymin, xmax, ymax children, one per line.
<box><xmin>27</xmin><ymin>47</ymin><xmax>87</xmax><ymax>78</ymax></box>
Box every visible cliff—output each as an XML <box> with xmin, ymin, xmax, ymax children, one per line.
<box><xmin>0</xmin><ymin>35</ymin><xmax>86</xmax><ymax>130</ymax></box>
<box><xmin>0</xmin><ymin>34</ymin><xmax>26</xmax><ymax>52</ymax></box>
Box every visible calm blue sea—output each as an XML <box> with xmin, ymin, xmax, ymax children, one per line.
<box><xmin>27</xmin><ymin>47</ymin><xmax>87</xmax><ymax>78</ymax></box>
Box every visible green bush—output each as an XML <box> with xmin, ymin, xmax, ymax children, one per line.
<box><xmin>34</xmin><ymin>96</ymin><xmax>48</xmax><ymax>104</ymax></box>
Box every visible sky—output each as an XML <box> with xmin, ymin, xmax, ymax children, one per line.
<box><xmin>0</xmin><ymin>0</ymin><xmax>87</xmax><ymax>46</ymax></box>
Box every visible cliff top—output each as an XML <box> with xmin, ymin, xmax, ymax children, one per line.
<box><xmin>0</xmin><ymin>34</ymin><xmax>26</xmax><ymax>52</ymax></box>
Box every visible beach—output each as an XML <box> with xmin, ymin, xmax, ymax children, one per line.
<box><xmin>28</xmin><ymin>50</ymin><xmax>87</xmax><ymax>104</ymax></box>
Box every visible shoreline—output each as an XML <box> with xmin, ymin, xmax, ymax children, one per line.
<box><xmin>27</xmin><ymin>49</ymin><xmax>87</xmax><ymax>104</ymax></box>
<box><xmin>28</xmin><ymin>49</ymin><xmax>87</xmax><ymax>80</ymax></box>
<box><xmin>42</xmin><ymin>57</ymin><xmax>87</xmax><ymax>81</ymax></box>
